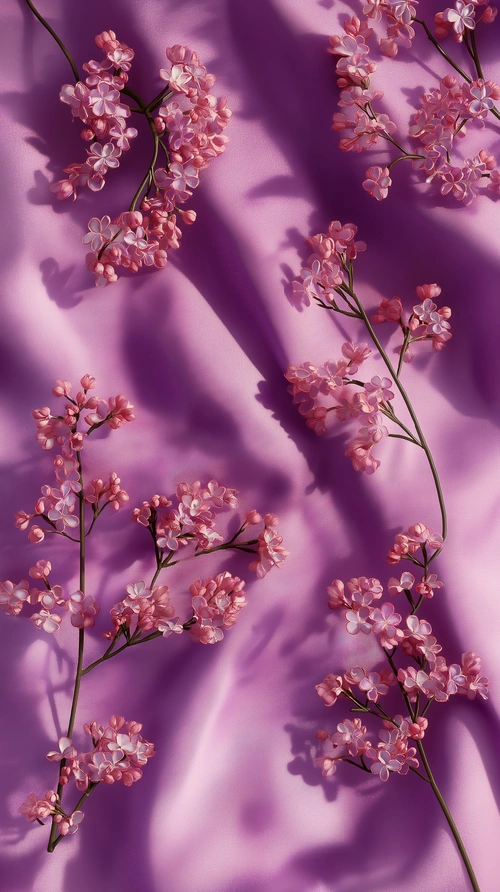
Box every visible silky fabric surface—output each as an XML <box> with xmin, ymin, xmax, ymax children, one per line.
<box><xmin>1</xmin><ymin>1</ymin><xmax>499</xmax><ymax>890</ymax></box>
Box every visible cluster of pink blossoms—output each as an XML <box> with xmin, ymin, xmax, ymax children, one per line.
<box><xmin>2</xmin><ymin>379</ymin><xmax>287</xmax><ymax>650</ymax></box>
<box><xmin>287</xmin><ymin>225</ymin><xmax>452</xmax><ymax>472</ymax></box>
<box><xmin>51</xmin><ymin>31</ymin><xmax>137</xmax><ymax>199</ymax></box>
<box><xmin>2</xmin><ymin>376</ymin><xmax>132</xmax><ymax>633</ymax></box>
<box><xmin>107</xmin><ymin>571</ymin><xmax>248</xmax><ymax>646</ymax></box>
<box><xmin>328</xmin><ymin>6</ymin><xmax>500</xmax><ymax>204</ymax></box>
<box><xmin>51</xmin><ymin>33</ymin><xmax>231</xmax><ymax>286</ymax></box>
<box><xmin>19</xmin><ymin>716</ymin><xmax>154</xmax><ymax>836</ymax></box>
<box><xmin>7</xmin><ymin>376</ymin><xmax>288</xmax><ymax>848</ymax></box>
<box><xmin>373</xmin><ymin>283</ymin><xmax>452</xmax><ymax>357</ymax></box>
<box><xmin>314</xmin><ymin>525</ymin><xmax>488</xmax><ymax>781</ymax></box>
<box><xmin>111</xmin><ymin>494</ymin><xmax>287</xmax><ymax>644</ymax></box>
<box><xmin>286</xmin><ymin>347</ymin><xmax>395</xmax><ymax>473</ymax></box>
<box><xmin>133</xmin><ymin>488</ymin><xmax>288</xmax><ymax>581</ymax></box>
<box><xmin>386</xmin><ymin>521</ymin><xmax>443</xmax><ymax>565</ymax></box>
<box><xmin>435</xmin><ymin>0</ymin><xmax>497</xmax><ymax>41</ymax></box>
<box><xmin>290</xmin><ymin>220</ymin><xmax>366</xmax><ymax>308</ymax></box>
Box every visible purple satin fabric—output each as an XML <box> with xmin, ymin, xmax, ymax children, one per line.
<box><xmin>1</xmin><ymin>0</ymin><xmax>499</xmax><ymax>889</ymax></box>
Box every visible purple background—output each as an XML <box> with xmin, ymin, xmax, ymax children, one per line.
<box><xmin>1</xmin><ymin>0</ymin><xmax>499</xmax><ymax>889</ymax></box>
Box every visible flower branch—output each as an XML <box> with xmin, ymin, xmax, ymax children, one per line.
<box><xmin>5</xmin><ymin>376</ymin><xmax>288</xmax><ymax>850</ymax></box>
<box><xmin>25</xmin><ymin>2</ymin><xmax>232</xmax><ymax>287</ymax></box>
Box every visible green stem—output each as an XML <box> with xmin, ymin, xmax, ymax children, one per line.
<box><xmin>23</xmin><ymin>0</ymin><xmax>79</xmax><ymax>82</ymax></box>
<box><xmin>397</xmin><ymin>327</ymin><xmax>412</xmax><ymax>377</ymax></box>
<box><xmin>97</xmin><ymin>104</ymin><xmax>161</xmax><ymax>259</ymax></box>
<box><xmin>379</xmin><ymin>406</ymin><xmax>421</xmax><ymax>445</ymax></box>
<box><xmin>416</xmin><ymin>741</ymin><xmax>480</xmax><ymax>892</ymax></box>
<box><xmin>145</xmin><ymin>86</ymin><xmax>174</xmax><ymax>114</ymax></box>
<box><xmin>49</xmin><ymin>783</ymin><xmax>99</xmax><ymax>852</ymax></box>
<box><xmin>469</xmin><ymin>28</ymin><xmax>484</xmax><ymax>79</ymax></box>
<box><xmin>386</xmin><ymin>649</ymin><xmax>416</xmax><ymax>722</ymax></box>
<box><xmin>413</xmin><ymin>18</ymin><xmax>471</xmax><ymax>82</ymax></box>
<box><xmin>347</xmin><ymin>285</ymin><xmax>447</xmax><ymax>542</ymax></box>
<box><xmin>47</xmin><ymin>453</ymin><xmax>86</xmax><ymax>853</ymax></box>
<box><xmin>82</xmin><ymin>630</ymin><xmax>163</xmax><ymax>675</ymax></box>
<box><xmin>129</xmin><ymin>109</ymin><xmax>160</xmax><ymax>211</ymax></box>
<box><xmin>388</xmin><ymin>153</ymin><xmax>424</xmax><ymax>170</ymax></box>
<box><xmin>388</xmin><ymin>433</ymin><xmax>420</xmax><ymax>445</ymax></box>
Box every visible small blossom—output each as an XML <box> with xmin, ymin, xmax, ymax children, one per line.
<box><xmin>249</xmin><ymin>515</ymin><xmax>288</xmax><ymax>578</ymax></box>
<box><xmin>362</xmin><ymin>166</ymin><xmax>392</xmax><ymax>200</ymax></box>
<box><xmin>29</xmin><ymin>560</ymin><xmax>52</xmax><ymax>580</ymax></box>
<box><xmin>316</xmin><ymin>674</ymin><xmax>344</xmax><ymax>706</ymax></box>
<box><xmin>46</xmin><ymin>736</ymin><xmax>78</xmax><ymax>762</ymax></box>
<box><xmin>31</xmin><ymin>608</ymin><xmax>62</xmax><ymax>634</ymax></box>
<box><xmin>54</xmin><ymin>811</ymin><xmax>85</xmax><ymax>836</ymax></box>
<box><xmin>327</xmin><ymin>579</ymin><xmax>346</xmax><ymax>610</ymax></box>
<box><xmin>345</xmin><ymin>606</ymin><xmax>372</xmax><ymax>635</ymax></box>
<box><xmin>372</xmin><ymin>297</ymin><xmax>403</xmax><ymax>323</ymax></box>
<box><xmin>19</xmin><ymin>790</ymin><xmax>58</xmax><ymax>822</ymax></box>
<box><xmin>388</xmin><ymin>572</ymin><xmax>415</xmax><ymax>595</ymax></box>
<box><xmin>65</xmin><ymin>590</ymin><xmax>100</xmax><ymax>628</ymax></box>
<box><xmin>443</xmin><ymin>1</ymin><xmax>476</xmax><ymax>38</ymax></box>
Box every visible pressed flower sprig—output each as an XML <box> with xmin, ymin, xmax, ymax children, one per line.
<box><xmin>287</xmin><ymin>223</ymin><xmax>487</xmax><ymax>888</ymax></box>
<box><xmin>287</xmin><ymin>221</ymin><xmax>448</xmax><ymax>540</ymax></box>
<box><xmin>24</xmin><ymin>0</ymin><xmax>231</xmax><ymax>286</ymax></box>
<box><xmin>4</xmin><ymin>376</ymin><xmax>287</xmax><ymax>851</ymax></box>
<box><xmin>329</xmin><ymin>2</ymin><xmax>500</xmax><ymax>204</ymax></box>
<box><xmin>314</xmin><ymin>524</ymin><xmax>487</xmax><ymax>892</ymax></box>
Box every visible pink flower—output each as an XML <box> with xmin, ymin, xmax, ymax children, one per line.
<box><xmin>341</xmin><ymin>341</ymin><xmax>371</xmax><ymax>369</ymax></box>
<box><xmin>347</xmin><ymin>576</ymin><xmax>383</xmax><ymax>608</ymax></box>
<box><xmin>88</xmin><ymin>81</ymin><xmax>122</xmax><ymax>116</ymax></box>
<box><xmin>398</xmin><ymin>666</ymin><xmax>447</xmax><ymax>702</ymax></box>
<box><xmin>443</xmin><ymin>1</ymin><xmax>476</xmax><ymax>37</ymax></box>
<box><xmin>358</xmin><ymin>671</ymin><xmax>390</xmax><ymax>701</ymax></box>
<box><xmin>456</xmin><ymin>652</ymin><xmax>489</xmax><ymax>700</ymax></box>
<box><xmin>370</xmin><ymin>602</ymin><xmax>402</xmax><ymax>647</ymax></box>
<box><xmin>0</xmin><ymin>579</ymin><xmax>30</xmax><ymax>615</ymax></box>
<box><xmin>364</xmin><ymin>376</ymin><xmax>394</xmax><ymax>404</ymax></box>
<box><xmin>19</xmin><ymin>790</ymin><xmax>58</xmax><ymax>822</ymax></box>
<box><xmin>327</xmin><ymin>579</ymin><xmax>346</xmax><ymax>609</ymax></box>
<box><xmin>372</xmin><ymin>297</ymin><xmax>403</xmax><ymax>323</ymax></box>
<box><xmin>31</xmin><ymin>608</ymin><xmax>62</xmax><ymax>634</ymax></box>
<box><xmin>15</xmin><ymin>510</ymin><xmax>32</xmax><ymax>531</ymax></box>
<box><xmin>65</xmin><ymin>590</ymin><xmax>100</xmax><ymax>628</ymax></box>
<box><xmin>249</xmin><ymin>515</ymin><xmax>288</xmax><ymax>578</ymax></box>
<box><xmin>415</xmin><ymin>574</ymin><xmax>443</xmax><ymax>598</ymax></box>
<box><xmin>362</xmin><ymin>166</ymin><xmax>392</xmax><ymax>200</ymax></box>
<box><xmin>244</xmin><ymin>509</ymin><xmax>262</xmax><ymax>526</ymax></box>
<box><xmin>387</xmin><ymin>572</ymin><xmax>415</xmax><ymax>596</ymax></box>
<box><xmin>109</xmin><ymin>125</ymin><xmax>138</xmax><ymax>150</ymax></box>
<box><xmin>28</xmin><ymin>525</ymin><xmax>45</xmax><ymax>544</ymax></box>
<box><xmin>124</xmin><ymin>581</ymin><xmax>147</xmax><ymax>603</ymax></box>
<box><xmin>55</xmin><ymin>811</ymin><xmax>85</xmax><ymax>836</ymax></box>
<box><xmin>107</xmin><ymin>395</ymin><xmax>135</xmax><ymax>427</ymax></box>
<box><xmin>46</xmin><ymin>736</ymin><xmax>78</xmax><ymax>762</ymax></box>
<box><xmin>332</xmin><ymin>718</ymin><xmax>372</xmax><ymax>756</ymax></box>
<box><xmin>370</xmin><ymin>749</ymin><xmax>404</xmax><ymax>781</ymax></box>
<box><xmin>467</xmin><ymin>80</ymin><xmax>495</xmax><ymax>117</ymax></box>
<box><xmin>316</xmin><ymin>674</ymin><xmax>344</xmax><ymax>706</ymax></box>
<box><xmin>167</xmin><ymin>162</ymin><xmax>199</xmax><ymax>192</ymax></box>
<box><xmin>189</xmin><ymin>572</ymin><xmax>247</xmax><ymax>643</ymax></box>
<box><xmin>345</xmin><ymin>607</ymin><xmax>372</xmax><ymax>635</ymax></box>
<box><xmin>156</xmin><ymin>618</ymin><xmax>184</xmax><ymax>637</ymax></box>
<box><xmin>83</xmin><ymin>216</ymin><xmax>120</xmax><ymax>252</ymax></box>
<box><xmin>86</xmin><ymin>142</ymin><xmax>121</xmax><ymax>175</ymax></box>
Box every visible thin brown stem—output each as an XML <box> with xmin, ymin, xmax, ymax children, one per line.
<box><xmin>416</xmin><ymin>741</ymin><xmax>480</xmax><ymax>891</ymax></box>
<box><xmin>346</xmin><ymin>283</ymin><xmax>447</xmax><ymax>542</ymax></box>
<box><xmin>413</xmin><ymin>18</ymin><xmax>471</xmax><ymax>82</ymax></box>
<box><xmin>23</xmin><ymin>0</ymin><xmax>79</xmax><ymax>82</ymax></box>
<box><xmin>47</xmin><ymin>452</ymin><xmax>86</xmax><ymax>852</ymax></box>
